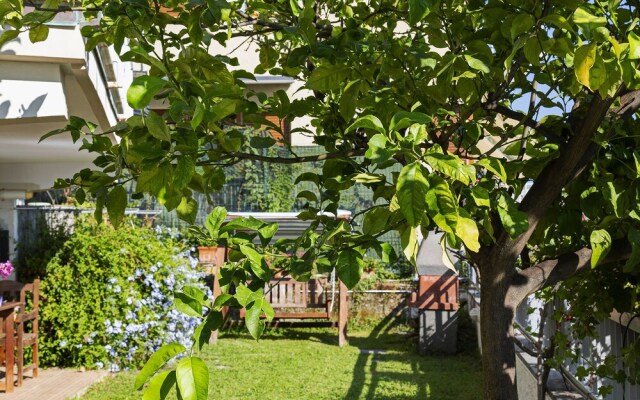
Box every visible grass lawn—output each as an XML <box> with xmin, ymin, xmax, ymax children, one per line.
<box><xmin>79</xmin><ymin>321</ymin><xmax>482</xmax><ymax>400</ymax></box>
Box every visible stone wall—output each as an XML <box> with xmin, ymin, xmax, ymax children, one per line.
<box><xmin>349</xmin><ymin>291</ymin><xmax>410</xmax><ymax>321</ymax></box>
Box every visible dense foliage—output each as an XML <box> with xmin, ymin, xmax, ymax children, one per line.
<box><xmin>39</xmin><ymin>220</ymin><xmax>206</xmax><ymax>370</ymax></box>
<box><xmin>5</xmin><ymin>0</ymin><xmax>640</xmax><ymax>398</ymax></box>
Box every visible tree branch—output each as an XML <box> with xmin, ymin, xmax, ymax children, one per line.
<box><xmin>511</xmin><ymin>240</ymin><xmax>632</xmax><ymax>301</ymax></box>
<box><xmin>481</xmin><ymin>101</ymin><xmax>564</xmax><ymax>144</ymax></box>
<box><xmin>199</xmin><ymin>149</ymin><xmax>366</xmax><ymax>165</ymax></box>
<box><xmin>492</xmin><ymin>93</ymin><xmax>616</xmax><ymax>268</ymax></box>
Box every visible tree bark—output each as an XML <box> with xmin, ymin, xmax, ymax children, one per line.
<box><xmin>480</xmin><ymin>257</ymin><xmax>521</xmax><ymax>400</ymax></box>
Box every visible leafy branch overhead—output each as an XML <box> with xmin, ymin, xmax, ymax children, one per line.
<box><xmin>6</xmin><ymin>0</ymin><xmax>640</xmax><ymax>399</ymax></box>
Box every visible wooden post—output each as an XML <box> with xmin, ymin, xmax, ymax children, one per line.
<box><xmin>210</xmin><ymin>264</ymin><xmax>223</xmax><ymax>345</ymax></box>
<box><xmin>198</xmin><ymin>246</ymin><xmax>227</xmax><ymax>345</ymax></box>
<box><xmin>338</xmin><ymin>280</ymin><xmax>348</xmax><ymax>347</ymax></box>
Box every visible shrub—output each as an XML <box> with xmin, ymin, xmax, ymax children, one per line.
<box><xmin>39</xmin><ymin>220</ymin><xmax>207</xmax><ymax>371</ymax></box>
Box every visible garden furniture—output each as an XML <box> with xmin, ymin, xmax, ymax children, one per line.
<box><xmin>0</xmin><ymin>300</ymin><xmax>22</xmax><ymax>392</ymax></box>
<box><xmin>0</xmin><ymin>279</ymin><xmax>40</xmax><ymax>387</ymax></box>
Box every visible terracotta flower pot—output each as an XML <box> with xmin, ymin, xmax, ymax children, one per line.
<box><xmin>197</xmin><ymin>246</ymin><xmax>226</xmax><ymax>266</ymax></box>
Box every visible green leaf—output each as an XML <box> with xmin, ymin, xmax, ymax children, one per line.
<box><xmin>193</xmin><ymin>311</ymin><xmax>223</xmax><ymax>351</ymax></box>
<box><xmin>363</xmin><ymin>207</ymin><xmax>390</xmax><ymax>236</ymax></box>
<box><xmin>135</xmin><ymin>343</ymin><xmax>186</xmax><ymax>390</ymax></box>
<box><xmin>470</xmin><ymin>186</ymin><xmax>490</xmax><ymax>208</ymax></box>
<box><xmin>127</xmin><ymin>75</ymin><xmax>167</xmax><ymax>109</ymax></box>
<box><xmin>497</xmin><ymin>194</ymin><xmax>529</xmax><ymax>238</ymax></box>
<box><xmin>590</xmin><ymin>229</ymin><xmax>611</xmax><ymax>268</ymax></box>
<box><xmin>0</xmin><ymin>30</ymin><xmax>19</xmax><ymax>48</ymax></box>
<box><xmin>175</xmin><ymin>291</ymin><xmax>204</xmax><ymax>317</ymax></box>
<box><xmin>464</xmin><ymin>55</ymin><xmax>490</xmax><ymax>73</ymax></box>
<box><xmin>235</xmin><ymin>285</ymin><xmax>262</xmax><ymax>308</ymax></box>
<box><xmin>389</xmin><ymin>111</ymin><xmax>432</xmax><ymax>132</ymax></box>
<box><xmin>540</xmin><ymin>14</ymin><xmax>576</xmax><ymax>35</ymax></box>
<box><xmin>574</xmin><ymin>42</ymin><xmax>597</xmax><ymax>89</ymax></box>
<box><xmin>523</xmin><ymin>35</ymin><xmax>542</xmax><ymax>66</ymax></box>
<box><xmin>212</xmin><ymin>294</ymin><xmax>233</xmax><ymax>311</ymax></box>
<box><xmin>399</xmin><ymin>225</ymin><xmax>418</xmax><ymax>265</ymax></box>
<box><xmin>426</xmin><ymin>176</ymin><xmax>458</xmax><ymax>234</ymax></box>
<box><xmin>245</xmin><ymin>303</ymin><xmax>266</xmax><ymax>340</ymax></box>
<box><xmin>408</xmin><ymin>0</ymin><xmax>433</xmax><ymax>25</ymax></box>
<box><xmin>176</xmin><ymin>357</ymin><xmax>209</xmax><ymax>400</ymax></box>
<box><xmin>106</xmin><ymin>186</ymin><xmax>127</xmax><ymax>228</ymax></box>
<box><xmin>258</xmin><ymin>222</ymin><xmax>279</xmax><ymax>246</ymax></box>
<box><xmin>212</xmin><ymin>99</ymin><xmax>239</xmax><ymax>121</ymax></box>
<box><xmin>295</xmin><ymin>172</ymin><xmax>320</xmax><ymax>185</ymax></box>
<box><xmin>296</xmin><ymin>190</ymin><xmax>318</xmax><ymax>203</ymax></box>
<box><xmin>182</xmin><ymin>286</ymin><xmax>209</xmax><ymax>306</ymax></box>
<box><xmin>628</xmin><ymin>32</ymin><xmax>640</xmax><ymax>60</ymax></box>
<box><xmin>142</xmin><ymin>371</ymin><xmax>176</xmax><ymax>400</ymax></box>
<box><xmin>250</xmin><ymin>136</ymin><xmax>276</xmax><ymax>149</ymax></box>
<box><xmin>205</xmin><ymin>207</ymin><xmax>227</xmax><ymax>239</ymax></box>
<box><xmin>174</xmin><ymin>157</ymin><xmax>196</xmax><ymax>190</ymax></box>
<box><xmin>339</xmin><ymin>80</ymin><xmax>361</xmax><ymax>120</ymax></box>
<box><xmin>345</xmin><ymin>115</ymin><xmax>386</xmax><ymax>135</ymax></box>
<box><xmin>365</xmin><ymin>134</ymin><xmax>394</xmax><ymax>165</ymax></box>
<box><xmin>259</xmin><ymin>46</ymin><xmax>278</xmax><ymax>69</ymax></box>
<box><xmin>352</xmin><ymin>173</ymin><xmax>385</xmax><ymax>183</ymax></box>
<box><xmin>440</xmin><ymin>234</ymin><xmax>456</xmax><ymax>272</ymax></box>
<box><xmin>425</xmin><ymin>152</ymin><xmax>476</xmax><ymax>185</ymax></box>
<box><xmin>455</xmin><ymin>216</ymin><xmax>480</xmax><ymax>253</ymax></box>
<box><xmin>510</xmin><ymin>14</ymin><xmax>535</xmax><ymax>41</ymax></box>
<box><xmin>336</xmin><ymin>248</ymin><xmax>363</xmax><ymax>289</ymax></box>
<box><xmin>572</xmin><ymin>7</ymin><xmax>607</xmax><ymax>30</ymax></box>
<box><xmin>477</xmin><ymin>158</ymin><xmax>507</xmax><ymax>182</ymax></box>
<box><xmin>146</xmin><ymin>111</ymin><xmax>171</xmax><ymax>142</ymax></box>
<box><xmin>306</xmin><ymin>65</ymin><xmax>350</xmax><ymax>91</ymax></box>
<box><xmin>240</xmin><ymin>244</ymin><xmax>272</xmax><ymax>281</ymax></box>
<box><xmin>176</xmin><ymin>197</ymin><xmax>198</xmax><ymax>224</ymax></box>
<box><xmin>396</xmin><ymin>162</ymin><xmax>429</xmax><ymax>227</ymax></box>
<box><xmin>191</xmin><ymin>102</ymin><xmax>205</xmax><ymax>130</ymax></box>
<box><xmin>29</xmin><ymin>24</ymin><xmax>49</xmax><ymax>43</ymax></box>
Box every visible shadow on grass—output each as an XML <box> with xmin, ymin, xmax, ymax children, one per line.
<box><xmin>344</xmin><ymin>305</ymin><xmax>480</xmax><ymax>400</ymax></box>
<box><xmin>219</xmin><ymin>305</ymin><xmax>481</xmax><ymax>400</ymax></box>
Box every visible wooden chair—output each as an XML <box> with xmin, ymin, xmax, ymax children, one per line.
<box><xmin>0</xmin><ymin>279</ymin><xmax>39</xmax><ymax>386</ymax></box>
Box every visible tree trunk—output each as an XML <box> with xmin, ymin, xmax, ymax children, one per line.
<box><xmin>480</xmin><ymin>259</ymin><xmax>520</xmax><ymax>400</ymax></box>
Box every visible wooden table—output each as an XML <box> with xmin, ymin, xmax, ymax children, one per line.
<box><xmin>0</xmin><ymin>301</ymin><xmax>22</xmax><ymax>393</ymax></box>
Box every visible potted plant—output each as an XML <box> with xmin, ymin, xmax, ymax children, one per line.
<box><xmin>188</xmin><ymin>207</ymin><xmax>228</xmax><ymax>268</ymax></box>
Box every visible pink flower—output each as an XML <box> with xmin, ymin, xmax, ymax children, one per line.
<box><xmin>0</xmin><ymin>261</ymin><xmax>13</xmax><ymax>279</ymax></box>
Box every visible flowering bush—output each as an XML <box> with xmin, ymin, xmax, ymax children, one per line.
<box><xmin>39</xmin><ymin>220</ymin><xmax>208</xmax><ymax>371</ymax></box>
<box><xmin>0</xmin><ymin>260</ymin><xmax>13</xmax><ymax>279</ymax></box>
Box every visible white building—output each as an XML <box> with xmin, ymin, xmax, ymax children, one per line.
<box><xmin>0</xmin><ymin>11</ymin><xmax>136</xmax><ymax>259</ymax></box>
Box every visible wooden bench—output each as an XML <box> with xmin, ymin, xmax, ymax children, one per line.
<box><xmin>240</xmin><ymin>277</ymin><xmax>333</xmax><ymax>320</ymax></box>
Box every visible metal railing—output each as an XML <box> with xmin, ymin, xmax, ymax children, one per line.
<box><xmin>516</xmin><ymin>296</ymin><xmax>640</xmax><ymax>399</ymax></box>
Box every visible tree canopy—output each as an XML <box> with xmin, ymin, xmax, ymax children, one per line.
<box><xmin>3</xmin><ymin>0</ymin><xmax>640</xmax><ymax>399</ymax></box>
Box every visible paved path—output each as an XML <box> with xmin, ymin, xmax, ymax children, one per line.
<box><xmin>0</xmin><ymin>368</ymin><xmax>108</xmax><ymax>400</ymax></box>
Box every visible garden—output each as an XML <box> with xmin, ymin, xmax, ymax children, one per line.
<box><xmin>79</xmin><ymin>327</ymin><xmax>482</xmax><ymax>400</ymax></box>
<box><xmin>15</xmin><ymin>213</ymin><xmax>480</xmax><ymax>399</ymax></box>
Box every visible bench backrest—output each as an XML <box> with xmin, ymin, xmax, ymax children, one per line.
<box><xmin>266</xmin><ymin>278</ymin><xmax>328</xmax><ymax>309</ymax></box>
